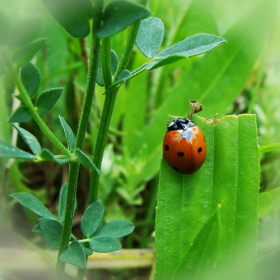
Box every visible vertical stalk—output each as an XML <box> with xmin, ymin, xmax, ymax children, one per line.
<box><xmin>55</xmin><ymin>1</ymin><xmax>103</xmax><ymax>278</ymax></box>
<box><xmin>88</xmin><ymin>20</ymin><xmax>143</xmax><ymax>205</ymax></box>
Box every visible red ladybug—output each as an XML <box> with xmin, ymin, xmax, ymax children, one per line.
<box><xmin>163</xmin><ymin>118</ymin><xmax>206</xmax><ymax>174</ymax></box>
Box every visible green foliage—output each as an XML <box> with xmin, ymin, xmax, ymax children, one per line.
<box><xmin>39</xmin><ymin>218</ymin><xmax>63</xmax><ymax>250</ymax></box>
<box><xmin>8</xmin><ymin>105</ymin><xmax>32</xmax><ymax>123</ymax></box>
<box><xmin>97</xmin><ymin>1</ymin><xmax>150</xmax><ymax>38</ymax></box>
<box><xmin>81</xmin><ymin>200</ymin><xmax>104</xmax><ymax>237</ymax></box>
<box><xmin>42</xmin><ymin>0</ymin><xmax>93</xmax><ymax>38</ymax></box>
<box><xmin>20</xmin><ymin>62</ymin><xmax>40</xmax><ymax>97</ymax></box>
<box><xmin>75</xmin><ymin>148</ymin><xmax>100</xmax><ymax>174</ymax></box>
<box><xmin>10</xmin><ymin>192</ymin><xmax>54</xmax><ymax>219</ymax></box>
<box><xmin>136</xmin><ymin>17</ymin><xmax>164</xmax><ymax>58</ymax></box>
<box><xmin>59</xmin><ymin>241</ymin><xmax>86</xmax><ymax>269</ymax></box>
<box><xmin>89</xmin><ymin>236</ymin><xmax>121</xmax><ymax>253</ymax></box>
<box><xmin>0</xmin><ymin>140</ymin><xmax>36</xmax><ymax>160</ymax></box>
<box><xmin>36</xmin><ymin>87</ymin><xmax>63</xmax><ymax>114</ymax></box>
<box><xmin>59</xmin><ymin>116</ymin><xmax>76</xmax><ymax>153</ymax></box>
<box><xmin>12</xmin><ymin>124</ymin><xmax>41</xmax><ymax>155</ymax></box>
<box><xmin>155</xmin><ymin>115</ymin><xmax>260</xmax><ymax>279</ymax></box>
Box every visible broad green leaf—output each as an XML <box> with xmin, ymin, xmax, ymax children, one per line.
<box><xmin>81</xmin><ymin>200</ymin><xmax>104</xmax><ymax>237</ymax></box>
<box><xmin>59</xmin><ymin>241</ymin><xmax>86</xmax><ymax>269</ymax></box>
<box><xmin>89</xmin><ymin>236</ymin><xmax>121</xmax><ymax>253</ymax></box>
<box><xmin>8</xmin><ymin>105</ymin><xmax>32</xmax><ymax>123</ymax></box>
<box><xmin>36</xmin><ymin>87</ymin><xmax>63</xmax><ymax>114</ymax></box>
<box><xmin>136</xmin><ymin>17</ymin><xmax>164</xmax><ymax>58</ymax></box>
<box><xmin>97</xmin><ymin>1</ymin><xmax>150</xmax><ymax>38</ymax></box>
<box><xmin>58</xmin><ymin>183</ymin><xmax>77</xmax><ymax>222</ymax></box>
<box><xmin>12</xmin><ymin>124</ymin><xmax>41</xmax><ymax>155</ymax></box>
<box><xmin>95</xmin><ymin>220</ymin><xmax>134</xmax><ymax>238</ymax></box>
<box><xmin>258</xmin><ymin>188</ymin><xmax>280</xmax><ymax>218</ymax></box>
<box><xmin>42</xmin><ymin>0</ymin><xmax>93</xmax><ymax>38</ymax></box>
<box><xmin>12</xmin><ymin>38</ymin><xmax>46</xmax><ymax>66</ymax></box>
<box><xmin>39</xmin><ymin>218</ymin><xmax>63</xmax><ymax>250</ymax></box>
<box><xmin>20</xmin><ymin>62</ymin><xmax>40</xmax><ymax>97</ymax></box>
<box><xmin>75</xmin><ymin>148</ymin><xmax>100</xmax><ymax>174</ymax></box>
<box><xmin>155</xmin><ymin>115</ymin><xmax>260</xmax><ymax>280</ymax></box>
<box><xmin>147</xmin><ymin>33</ymin><xmax>226</xmax><ymax>70</ymax></box>
<box><xmin>10</xmin><ymin>192</ymin><xmax>54</xmax><ymax>218</ymax></box>
<box><xmin>174</xmin><ymin>208</ymin><xmax>220</xmax><ymax>279</ymax></box>
<box><xmin>96</xmin><ymin>49</ymin><xmax>118</xmax><ymax>87</ymax></box>
<box><xmin>38</xmin><ymin>148</ymin><xmax>70</xmax><ymax>164</ymax></box>
<box><xmin>0</xmin><ymin>140</ymin><xmax>36</xmax><ymax>160</ymax></box>
<box><xmin>59</xmin><ymin>116</ymin><xmax>76</xmax><ymax>152</ymax></box>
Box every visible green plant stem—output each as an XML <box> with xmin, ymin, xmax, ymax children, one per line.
<box><xmin>55</xmin><ymin>161</ymin><xmax>80</xmax><ymax>279</ymax></box>
<box><xmin>4</xmin><ymin>54</ymin><xmax>72</xmax><ymax>157</ymax></box>
<box><xmin>101</xmin><ymin>38</ymin><xmax>113</xmax><ymax>89</ymax></box>
<box><xmin>55</xmin><ymin>2</ymin><xmax>103</xmax><ymax>278</ymax></box>
<box><xmin>75</xmin><ymin>20</ymin><xmax>102</xmax><ymax>150</ymax></box>
<box><xmin>88</xmin><ymin>20</ymin><xmax>142</xmax><ymax>205</ymax></box>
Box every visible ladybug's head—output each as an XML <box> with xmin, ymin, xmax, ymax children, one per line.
<box><xmin>167</xmin><ymin>118</ymin><xmax>195</xmax><ymax>131</ymax></box>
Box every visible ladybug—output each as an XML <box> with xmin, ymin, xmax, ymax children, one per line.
<box><xmin>162</xmin><ymin>118</ymin><xmax>206</xmax><ymax>174</ymax></box>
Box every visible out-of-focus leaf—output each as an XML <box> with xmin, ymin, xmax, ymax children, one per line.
<box><xmin>98</xmin><ymin>1</ymin><xmax>150</xmax><ymax>38</ymax></box>
<box><xmin>42</xmin><ymin>0</ymin><xmax>93</xmax><ymax>38</ymax></box>
<box><xmin>0</xmin><ymin>140</ymin><xmax>36</xmax><ymax>160</ymax></box>
<box><xmin>8</xmin><ymin>105</ymin><xmax>32</xmax><ymax>123</ymax></box>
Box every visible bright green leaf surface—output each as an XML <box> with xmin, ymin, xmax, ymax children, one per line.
<box><xmin>75</xmin><ymin>148</ymin><xmax>100</xmax><ymax>174</ymax></box>
<box><xmin>42</xmin><ymin>0</ymin><xmax>92</xmax><ymax>38</ymax></box>
<box><xmin>97</xmin><ymin>1</ymin><xmax>150</xmax><ymax>38</ymax></box>
<box><xmin>147</xmin><ymin>33</ymin><xmax>226</xmax><ymax>70</ymax></box>
<box><xmin>10</xmin><ymin>192</ymin><xmax>54</xmax><ymax>219</ymax></box>
<box><xmin>20</xmin><ymin>62</ymin><xmax>40</xmax><ymax>97</ymax></box>
<box><xmin>89</xmin><ymin>236</ymin><xmax>121</xmax><ymax>253</ymax></box>
<box><xmin>12</xmin><ymin>124</ymin><xmax>41</xmax><ymax>155</ymax></box>
<box><xmin>8</xmin><ymin>105</ymin><xmax>32</xmax><ymax>123</ymax></box>
<box><xmin>59</xmin><ymin>241</ymin><xmax>86</xmax><ymax>269</ymax></box>
<box><xmin>0</xmin><ymin>140</ymin><xmax>36</xmax><ymax>160</ymax></box>
<box><xmin>155</xmin><ymin>115</ymin><xmax>260</xmax><ymax>280</ymax></box>
<box><xmin>81</xmin><ymin>200</ymin><xmax>104</xmax><ymax>237</ymax></box>
<box><xmin>39</xmin><ymin>218</ymin><xmax>63</xmax><ymax>250</ymax></box>
<box><xmin>59</xmin><ymin>116</ymin><xmax>76</xmax><ymax>153</ymax></box>
<box><xmin>95</xmin><ymin>220</ymin><xmax>134</xmax><ymax>238</ymax></box>
<box><xmin>136</xmin><ymin>17</ymin><xmax>164</xmax><ymax>58</ymax></box>
<box><xmin>12</xmin><ymin>38</ymin><xmax>46</xmax><ymax>66</ymax></box>
<box><xmin>36</xmin><ymin>87</ymin><xmax>63</xmax><ymax>114</ymax></box>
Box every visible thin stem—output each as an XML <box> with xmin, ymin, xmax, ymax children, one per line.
<box><xmin>4</xmin><ymin>54</ymin><xmax>72</xmax><ymax>158</ymax></box>
<box><xmin>88</xmin><ymin>20</ymin><xmax>143</xmax><ymax>205</ymax></box>
<box><xmin>55</xmin><ymin>162</ymin><xmax>80</xmax><ymax>279</ymax></box>
<box><xmin>101</xmin><ymin>38</ymin><xmax>113</xmax><ymax>89</ymax></box>
<box><xmin>75</xmin><ymin>12</ymin><xmax>103</xmax><ymax>150</ymax></box>
<box><xmin>55</xmin><ymin>1</ymin><xmax>103</xmax><ymax>278</ymax></box>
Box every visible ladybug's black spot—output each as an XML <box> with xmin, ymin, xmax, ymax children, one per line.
<box><xmin>198</xmin><ymin>147</ymin><xmax>202</xmax><ymax>153</ymax></box>
<box><xmin>165</xmin><ymin>145</ymin><xmax>169</xmax><ymax>151</ymax></box>
<box><xmin>177</xmin><ymin>152</ymin><xmax>184</xmax><ymax>157</ymax></box>
<box><xmin>173</xmin><ymin>167</ymin><xmax>179</xmax><ymax>172</ymax></box>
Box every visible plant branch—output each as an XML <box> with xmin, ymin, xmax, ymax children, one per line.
<box><xmin>4</xmin><ymin>53</ymin><xmax>72</xmax><ymax>157</ymax></box>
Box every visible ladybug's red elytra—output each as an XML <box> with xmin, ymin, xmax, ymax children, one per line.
<box><xmin>163</xmin><ymin>117</ymin><xmax>206</xmax><ymax>174</ymax></box>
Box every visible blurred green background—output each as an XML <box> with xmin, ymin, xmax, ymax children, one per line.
<box><xmin>1</xmin><ymin>0</ymin><xmax>280</xmax><ymax>279</ymax></box>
